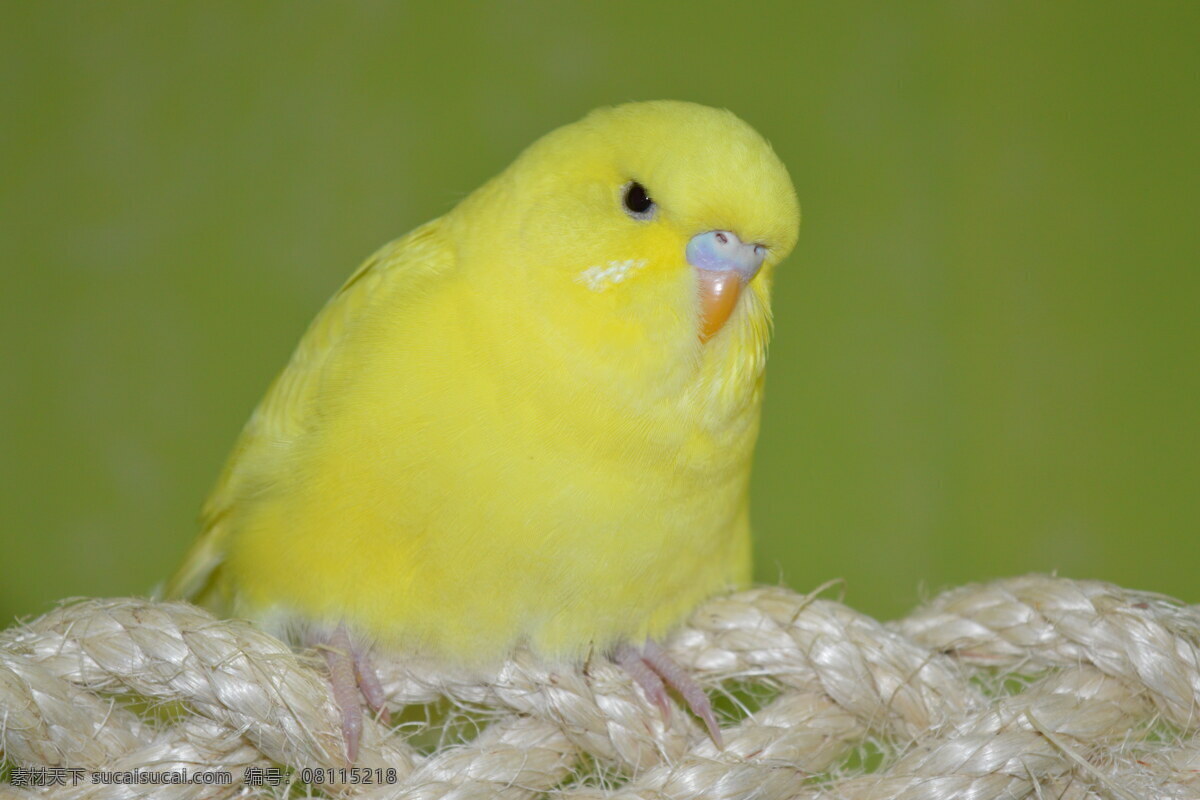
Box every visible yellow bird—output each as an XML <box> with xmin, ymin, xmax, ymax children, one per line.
<box><xmin>167</xmin><ymin>100</ymin><xmax>800</xmax><ymax>759</ymax></box>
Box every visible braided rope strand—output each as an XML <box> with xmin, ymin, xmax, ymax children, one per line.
<box><xmin>1</xmin><ymin>575</ymin><xmax>1197</xmax><ymax>799</ymax></box>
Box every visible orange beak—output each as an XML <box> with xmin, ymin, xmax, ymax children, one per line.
<box><xmin>695</xmin><ymin>270</ymin><xmax>744</xmax><ymax>342</ymax></box>
<box><xmin>686</xmin><ymin>230</ymin><xmax>766</xmax><ymax>342</ymax></box>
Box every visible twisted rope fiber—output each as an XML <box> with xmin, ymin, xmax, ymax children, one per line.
<box><xmin>2</xmin><ymin>575</ymin><xmax>1199</xmax><ymax>799</ymax></box>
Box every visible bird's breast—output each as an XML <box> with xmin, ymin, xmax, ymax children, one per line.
<box><xmin>226</xmin><ymin>276</ymin><xmax>762</xmax><ymax>664</ymax></box>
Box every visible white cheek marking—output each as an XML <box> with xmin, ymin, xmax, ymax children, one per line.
<box><xmin>576</xmin><ymin>259</ymin><xmax>648</xmax><ymax>292</ymax></box>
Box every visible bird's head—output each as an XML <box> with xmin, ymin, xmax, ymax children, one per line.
<box><xmin>449</xmin><ymin>101</ymin><xmax>800</xmax><ymax>414</ymax></box>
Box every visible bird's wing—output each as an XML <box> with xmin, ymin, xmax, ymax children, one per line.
<box><xmin>164</xmin><ymin>219</ymin><xmax>453</xmax><ymax>602</ymax></box>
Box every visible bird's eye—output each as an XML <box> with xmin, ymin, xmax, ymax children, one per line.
<box><xmin>622</xmin><ymin>181</ymin><xmax>656</xmax><ymax>220</ymax></box>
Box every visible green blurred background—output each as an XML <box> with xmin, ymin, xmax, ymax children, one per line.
<box><xmin>2</xmin><ymin>2</ymin><xmax>1196</xmax><ymax>625</ymax></box>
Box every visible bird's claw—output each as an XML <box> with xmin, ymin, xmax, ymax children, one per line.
<box><xmin>616</xmin><ymin>643</ymin><xmax>672</xmax><ymax>722</ymax></box>
<box><xmin>617</xmin><ymin>639</ymin><xmax>722</xmax><ymax>745</ymax></box>
<box><xmin>317</xmin><ymin>624</ymin><xmax>390</xmax><ymax>764</ymax></box>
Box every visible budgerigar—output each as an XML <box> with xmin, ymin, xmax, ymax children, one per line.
<box><xmin>167</xmin><ymin>101</ymin><xmax>801</xmax><ymax>759</ymax></box>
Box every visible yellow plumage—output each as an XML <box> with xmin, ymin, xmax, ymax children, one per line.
<box><xmin>167</xmin><ymin>101</ymin><xmax>800</xmax><ymax>669</ymax></box>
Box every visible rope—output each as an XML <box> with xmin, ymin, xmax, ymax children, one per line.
<box><xmin>1</xmin><ymin>575</ymin><xmax>1198</xmax><ymax>799</ymax></box>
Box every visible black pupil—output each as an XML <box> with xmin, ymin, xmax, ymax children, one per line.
<box><xmin>624</xmin><ymin>182</ymin><xmax>653</xmax><ymax>214</ymax></box>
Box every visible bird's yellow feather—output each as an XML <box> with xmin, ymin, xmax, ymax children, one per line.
<box><xmin>168</xmin><ymin>101</ymin><xmax>800</xmax><ymax>667</ymax></box>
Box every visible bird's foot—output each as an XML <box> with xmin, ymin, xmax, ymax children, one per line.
<box><xmin>315</xmin><ymin>624</ymin><xmax>391</xmax><ymax>763</ymax></box>
<box><xmin>616</xmin><ymin>639</ymin><xmax>722</xmax><ymax>746</ymax></box>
